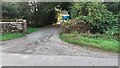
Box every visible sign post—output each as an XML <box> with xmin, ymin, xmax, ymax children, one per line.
<box><xmin>61</xmin><ymin>14</ymin><xmax>70</xmax><ymax>33</ymax></box>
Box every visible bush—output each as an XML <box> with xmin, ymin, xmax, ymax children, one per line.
<box><xmin>66</xmin><ymin>3</ymin><xmax>119</xmax><ymax>35</ymax></box>
<box><xmin>62</xmin><ymin>19</ymin><xmax>91</xmax><ymax>33</ymax></box>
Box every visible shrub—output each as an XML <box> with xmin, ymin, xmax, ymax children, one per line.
<box><xmin>62</xmin><ymin>19</ymin><xmax>91</xmax><ymax>33</ymax></box>
<box><xmin>66</xmin><ymin>2</ymin><xmax>119</xmax><ymax>34</ymax></box>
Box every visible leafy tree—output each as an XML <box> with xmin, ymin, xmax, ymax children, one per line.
<box><xmin>105</xmin><ymin>2</ymin><xmax>120</xmax><ymax>14</ymax></box>
<box><xmin>69</xmin><ymin>2</ymin><xmax>118</xmax><ymax>34</ymax></box>
<box><xmin>1</xmin><ymin>2</ymin><xmax>77</xmax><ymax>28</ymax></box>
<box><xmin>2</xmin><ymin>2</ymin><xmax>19</xmax><ymax>19</ymax></box>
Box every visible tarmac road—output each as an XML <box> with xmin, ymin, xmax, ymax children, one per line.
<box><xmin>0</xmin><ymin>25</ymin><xmax>118</xmax><ymax>66</ymax></box>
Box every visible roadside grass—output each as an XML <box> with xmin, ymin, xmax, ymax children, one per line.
<box><xmin>0</xmin><ymin>28</ymin><xmax>38</xmax><ymax>41</ymax></box>
<box><xmin>59</xmin><ymin>33</ymin><xmax>119</xmax><ymax>53</ymax></box>
<box><xmin>27</xmin><ymin>28</ymin><xmax>38</xmax><ymax>34</ymax></box>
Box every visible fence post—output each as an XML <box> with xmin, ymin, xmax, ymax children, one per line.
<box><xmin>23</xmin><ymin>20</ymin><xmax>27</xmax><ymax>34</ymax></box>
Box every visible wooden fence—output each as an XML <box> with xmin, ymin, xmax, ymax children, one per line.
<box><xmin>0</xmin><ymin>21</ymin><xmax>27</xmax><ymax>34</ymax></box>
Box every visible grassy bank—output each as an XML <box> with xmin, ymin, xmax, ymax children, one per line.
<box><xmin>0</xmin><ymin>28</ymin><xmax>38</xmax><ymax>41</ymax></box>
<box><xmin>60</xmin><ymin>33</ymin><xmax>119</xmax><ymax>53</ymax></box>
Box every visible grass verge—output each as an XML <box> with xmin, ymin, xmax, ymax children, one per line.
<box><xmin>0</xmin><ymin>28</ymin><xmax>38</xmax><ymax>41</ymax></box>
<box><xmin>59</xmin><ymin>33</ymin><xmax>119</xmax><ymax>53</ymax></box>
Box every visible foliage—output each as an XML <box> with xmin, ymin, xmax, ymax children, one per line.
<box><xmin>67</xmin><ymin>2</ymin><xmax>119</xmax><ymax>35</ymax></box>
<box><xmin>62</xmin><ymin>19</ymin><xmax>91</xmax><ymax>33</ymax></box>
<box><xmin>2</xmin><ymin>2</ymin><xmax>31</xmax><ymax>19</ymax></box>
<box><xmin>29</xmin><ymin>2</ymin><xmax>58</xmax><ymax>27</ymax></box>
<box><xmin>27</xmin><ymin>28</ymin><xmax>38</xmax><ymax>34</ymax></box>
<box><xmin>60</xmin><ymin>33</ymin><xmax>119</xmax><ymax>53</ymax></box>
<box><xmin>0</xmin><ymin>33</ymin><xmax>23</xmax><ymax>41</ymax></box>
<box><xmin>105</xmin><ymin>2</ymin><xmax>120</xmax><ymax>14</ymax></box>
<box><xmin>2</xmin><ymin>2</ymin><xmax>70</xmax><ymax>28</ymax></box>
<box><xmin>2</xmin><ymin>2</ymin><xmax>19</xmax><ymax>19</ymax></box>
<box><xmin>0</xmin><ymin>28</ymin><xmax>38</xmax><ymax>41</ymax></box>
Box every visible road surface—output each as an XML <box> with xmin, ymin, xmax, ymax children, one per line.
<box><xmin>0</xmin><ymin>25</ymin><xmax>118</xmax><ymax>66</ymax></box>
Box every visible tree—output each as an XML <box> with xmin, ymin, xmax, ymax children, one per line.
<box><xmin>68</xmin><ymin>2</ymin><xmax>118</xmax><ymax>34</ymax></box>
<box><xmin>2</xmin><ymin>2</ymin><xmax>71</xmax><ymax>27</ymax></box>
<box><xmin>105</xmin><ymin>2</ymin><xmax>120</xmax><ymax>14</ymax></box>
<box><xmin>2</xmin><ymin>2</ymin><xmax>19</xmax><ymax>19</ymax></box>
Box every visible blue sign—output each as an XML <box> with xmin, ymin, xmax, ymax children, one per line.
<box><xmin>62</xmin><ymin>14</ymin><xmax>70</xmax><ymax>20</ymax></box>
